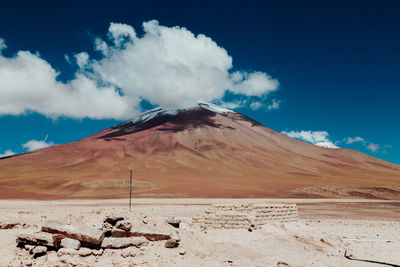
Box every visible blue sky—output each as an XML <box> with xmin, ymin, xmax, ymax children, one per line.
<box><xmin>0</xmin><ymin>0</ymin><xmax>399</xmax><ymax>164</ymax></box>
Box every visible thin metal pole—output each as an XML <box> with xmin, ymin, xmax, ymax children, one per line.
<box><xmin>129</xmin><ymin>169</ymin><xmax>132</xmax><ymax>211</ymax></box>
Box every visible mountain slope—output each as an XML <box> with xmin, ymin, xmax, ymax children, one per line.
<box><xmin>0</xmin><ymin>103</ymin><xmax>399</xmax><ymax>199</ymax></box>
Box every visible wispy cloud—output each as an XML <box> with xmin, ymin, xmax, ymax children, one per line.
<box><xmin>248</xmin><ymin>98</ymin><xmax>281</xmax><ymax>111</ymax></box>
<box><xmin>250</xmin><ymin>101</ymin><xmax>263</xmax><ymax>110</ymax></box>
<box><xmin>0</xmin><ymin>38</ymin><xmax>6</xmax><ymax>52</ymax></box>
<box><xmin>267</xmin><ymin>99</ymin><xmax>281</xmax><ymax>110</ymax></box>
<box><xmin>344</xmin><ymin>136</ymin><xmax>365</xmax><ymax>144</ymax></box>
<box><xmin>283</xmin><ymin>131</ymin><xmax>390</xmax><ymax>153</ymax></box>
<box><xmin>338</xmin><ymin>136</ymin><xmax>388</xmax><ymax>153</ymax></box>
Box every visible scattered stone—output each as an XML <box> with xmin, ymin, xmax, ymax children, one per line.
<box><xmin>120</xmin><ymin>247</ymin><xmax>142</xmax><ymax>258</ymax></box>
<box><xmin>116</xmin><ymin>220</ymin><xmax>132</xmax><ymax>231</ymax></box>
<box><xmin>102</xmin><ymin>249</ymin><xmax>115</xmax><ymax>257</ymax></box>
<box><xmin>101</xmin><ymin>237</ymin><xmax>149</xmax><ymax>249</ymax></box>
<box><xmin>104</xmin><ymin>215</ymin><xmax>124</xmax><ymax>226</ymax></box>
<box><xmin>21</xmin><ymin>260</ymin><xmax>33</xmax><ymax>266</ymax></box>
<box><xmin>111</xmin><ymin>229</ymin><xmax>131</xmax><ymax>238</ymax></box>
<box><xmin>61</xmin><ymin>237</ymin><xmax>80</xmax><ymax>250</ymax></box>
<box><xmin>0</xmin><ymin>222</ymin><xmax>20</xmax><ymax>229</ymax></box>
<box><xmin>178</xmin><ymin>248</ymin><xmax>186</xmax><ymax>255</ymax></box>
<box><xmin>77</xmin><ymin>247</ymin><xmax>92</xmax><ymax>257</ymax></box>
<box><xmin>46</xmin><ymin>251</ymin><xmax>58</xmax><ymax>263</ymax></box>
<box><xmin>91</xmin><ymin>248</ymin><xmax>104</xmax><ymax>256</ymax></box>
<box><xmin>42</xmin><ymin>220</ymin><xmax>105</xmax><ymax>248</ymax></box>
<box><xmin>24</xmin><ymin>244</ymin><xmax>35</xmax><ymax>253</ymax></box>
<box><xmin>171</xmin><ymin>231</ymin><xmax>181</xmax><ymax>242</ymax></box>
<box><xmin>60</xmin><ymin>255</ymin><xmax>79</xmax><ymax>266</ymax></box>
<box><xmin>31</xmin><ymin>246</ymin><xmax>47</xmax><ymax>258</ymax></box>
<box><xmin>17</xmin><ymin>232</ymin><xmax>59</xmax><ymax>248</ymax></box>
<box><xmin>101</xmin><ymin>222</ymin><xmax>113</xmax><ymax>234</ymax></box>
<box><xmin>166</xmin><ymin>217</ymin><xmax>181</xmax><ymax>228</ymax></box>
<box><xmin>111</xmin><ymin>228</ymin><xmax>171</xmax><ymax>241</ymax></box>
<box><xmin>164</xmin><ymin>239</ymin><xmax>179</xmax><ymax>248</ymax></box>
<box><xmin>57</xmin><ymin>248</ymin><xmax>78</xmax><ymax>257</ymax></box>
<box><xmin>52</xmin><ymin>234</ymin><xmax>65</xmax><ymax>249</ymax></box>
<box><xmin>277</xmin><ymin>261</ymin><xmax>289</xmax><ymax>267</ymax></box>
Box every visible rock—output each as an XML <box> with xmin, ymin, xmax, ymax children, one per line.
<box><xmin>164</xmin><ymin>239</ymin><xmax>179</xmax><ymax>248</ymax></box>
<box><xmin>46</xmin><ymin>251</ymin><xmax>58</xmax><ymax>263</ymax></box>
<box><xmin>111</xmin><ymin>228</ymin><xmax>171</xmax><ymax>241</ymax></box>
<box><xmin>101</xmin><ymin>237</ymin><xmax>148</xmax><ymax>249</ymax></box>
<box><xmin>77</xmin><ymin>247</ymin><xmax>92</xmax><ymax>257</ymax></box>
<box><xmin>61</xmin><ymin>237</ymin><xmax>80</xmax><ymax>250</ymax></box>
<box><xmin>101</xmin><ymin>222</ymin><xmax>113</xmax><ymax>233</ymax></box>
<box><xmin>120</xmin><ymin>247</ymin><xmax>142</xmax><ymax>258</ymax></box>
<box><xmin>31</xmin><ymin>246</ymin><xmax>47</xmax><ymax>258</ymax></box>
<box><xmin>42</xmin><ymin>220</ymin><xmax>105</xmax><ymax>248</ymax></box>
<box><xmin>21</xmin><ymin>260</ymin><xmax>33</xmax><ymax>266</ymax></box>
<box><xmin>166</xmin><ymin>217</ymin><xmax>181</xmax><ymax>228</ymax></box>
<box><xmin>24</xmin><ymin>244</ymin><xmax>35</xmax><ymax>253</ymax></box>
<box><xmin>178</xmin><ymin>248</ymin><xmax>186</xmax><ymax>255</ymax></box>
<box><xmin>0</xmin><ymin>222</ymin><xmax>20</xmax><ymax>229</ymax></box>
<box><xmin>171</xmin><ymin>231</ymin><xmax>181</xmax><ymax>242</ymax></box>
<box><xmin>53</xmin><ymin>234</ymin><xmax>65</xmax><ymax>249</ymax></box>
<box><xmin>102</xmin><ymin>249</ymin><xmax>115</xmax><ymax>257</ymax></box>
<box><xmin>57</xmin><ymin>248</ymin><xmax>78</xmax><ymax>257</ymax></box>
<box><xmin>116</xmin><ymin>220</ymin><xmax>132</xmax><ymax>231</ymax></box>
<box><xmin>60</xmin><ymin>255</ymin><xmax>79</xmax><ymax>266</ymax></box>
<box><xmin>104</xmin><ymin>215</ymin><xmax>124</xmax><ymax>226</ymax></box>
<box><xmin>91</xmin><ymin>248</ymin><xmax>103</xmax><ymax>256</ymax></box>
<box><xmin>17</xmin><ymin>232</ymin><xmax>61</xmax><ymax>248</ymax></box>
<box><xmin>110</xmin><ymin>229</ymin><xmax>131</xmax><ymax>238</ymax></box>
<box><xmin>277</xmin><ymin>262</ymin><xmax>289</xmax><ymax>267</ymax></box>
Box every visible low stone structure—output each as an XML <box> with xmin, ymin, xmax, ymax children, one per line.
<box><xmin>16</xmin><ymin>214</ymin><xmax>179</xmax><ymax>260</ymax></box>
<box><xmin>42</xmin><ymin>220</ymin><xmax>105</xmax><ymax>248</ymax></box>
<box><xmin>191</xmin><ymin>203</ymin><xmax>298</xmax><ymax>229</ymax></box>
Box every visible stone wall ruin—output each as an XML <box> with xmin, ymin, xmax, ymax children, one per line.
<box><xmin>191</xmin><ymin>203</ymin><xmax>298</xmax><ymax>229</ymax></box>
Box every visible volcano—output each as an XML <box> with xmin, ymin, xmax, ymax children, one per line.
<box><xmin>1</xmin><ymin>102</ymin><xmax>400</xmax><ymax>199</ymax></box>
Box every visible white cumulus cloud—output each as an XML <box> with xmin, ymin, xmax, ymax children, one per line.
<box><xmin>22</xmin><ymin>139</ymin><xmax>54</xmax><ymax>152</ymax></box>
<box><xmin>0</xmin><ymin>149</ymin><xmax>15</xmax><ymax>158</ymax></box>
<box><xmin>0</xmin><ymin>50</ymin><xmax>137</xmax><ymax>119</ymax></box>
<box><xmin>282</xmin><ymin>130</ymin><xmax>339</xmax><ymax>148</ymax></box>
<box><xmin>108</xmin><ymin>22</ymin><xmax>137</xmax><ymax>46</ymax></box>
<box><xmin>0</xmin><ymin>20</ymin><xmax>278</xmax><ymax>119</ymax></box>
<box><xmin>345</xmin><ymin>136</ymin><xmax>365</xmax><ymax>144</ymax></box>
<box><xmin>74</xmin><ymin>52</ymin><xmax>89</xmax><ymax>69</ymax></box>
<box><xmin>91</xmin><ymin>20</ymin><xmax>279</xmax><ymax>109</ymax></box>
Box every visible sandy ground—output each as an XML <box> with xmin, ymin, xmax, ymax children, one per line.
<box><xmin>1</xmin><ymin>198</ymin><xmax>400</xmax><ymax>267</ymax></box>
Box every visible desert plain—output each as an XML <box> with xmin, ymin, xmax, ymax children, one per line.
<box><xmin>1</xmin><ymin>198</ymin><xmax>400</xmax><ymax>267</ymax></box>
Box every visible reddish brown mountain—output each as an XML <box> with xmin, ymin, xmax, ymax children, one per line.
<box><xmin>1</xmin><ymin>103</ymin><xmax>399</xmax><ymax>199</ymax></box>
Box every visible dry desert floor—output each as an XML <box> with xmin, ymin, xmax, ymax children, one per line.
<box><xmin>1</xmin><ymin>198</ymin><xmax>400</xmax><ymax>267</ymax></box>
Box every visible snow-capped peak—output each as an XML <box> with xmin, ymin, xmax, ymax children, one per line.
<box><xmin>131</xmin><ymin>107</ymin><xmax>179</xmax><ymax>124</ymax></box>
<box><xmin>130</xmin><ymin>101</ymin><xmax>233</xmax><ymax>125</ymax></box>
<box><xmin>197</xmin><ymin>101</ymin><xmax>233</xmax><ymax>114</ymax></box>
